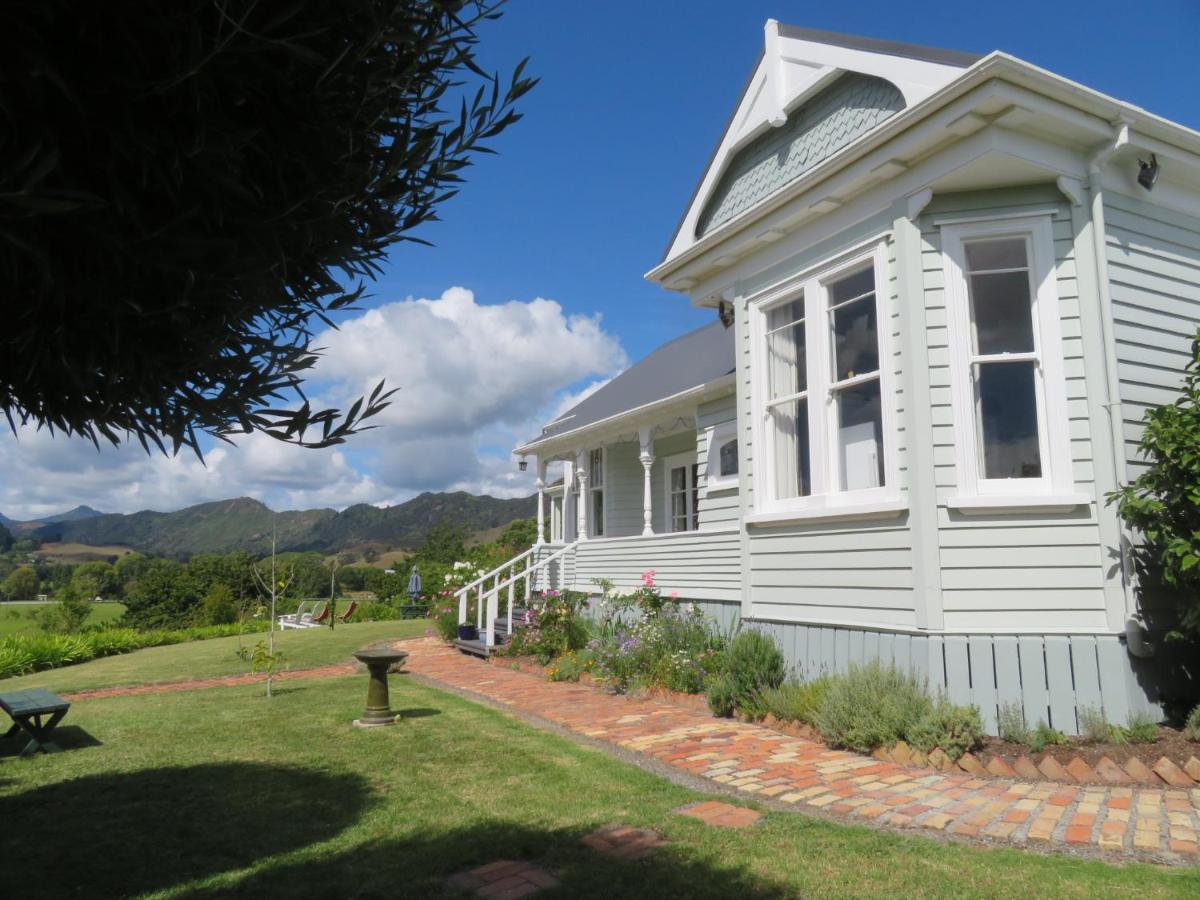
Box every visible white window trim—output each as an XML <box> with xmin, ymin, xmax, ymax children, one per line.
<box><xmin>748</xmin><ymin>239</ymin><xmax>901</xmax><ymax>518</ymax></box>
<box><xmin>704</xmin><ymin>421</ymin><xmax>739</xmax><ymax>493</ymax></box>
<box><xmin>662</xmin><ymin>451</ymin><xmax>698</xmax><ymax>532</ymax></box>
<box><xmin>939</xmin><ymin>215</ymin><xmax>1082</xmax><ymax>509</ymax></box>
<box><xmin>587</xmin><ymin>447</ymin><xmax>607</xmax><ymax>538</ymax></box>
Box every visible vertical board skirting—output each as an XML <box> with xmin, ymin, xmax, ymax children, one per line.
<box><xmin>967</xmin><ymin>636</ymin><xmax>998</xmax><ymax>734</ymax></box>
<box><xmin>742</xmin><ymin>618</ymin><xmax>1154</xmax><ymax>734</ymax></box>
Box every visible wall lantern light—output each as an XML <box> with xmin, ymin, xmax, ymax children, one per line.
<box><xmin>1137</xmin><ymin>154</ymin><xmax>1159</xmax><ymax>191</ymax></box>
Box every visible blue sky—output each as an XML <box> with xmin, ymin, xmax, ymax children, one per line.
<box><xmin>2</xmin><ymin>2</ymin><xmax>1197</xmax><ymax>519</ymax></box>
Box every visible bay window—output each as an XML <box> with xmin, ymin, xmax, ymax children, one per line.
<box><xmin>751</xmin><ymin>241</ymin><xmax>896</xmax><ymax>517</ymax></box>
<box><xmin>939</xmin><ymin>216</ymin><xmax>1079</xmax><ymax>508</ymax></box>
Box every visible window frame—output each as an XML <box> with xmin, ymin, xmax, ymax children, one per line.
<box><xmin>587</xmin><ymin>447</ymin><xmax>606</xmax><ymax>537</ymax></box>
<box><xmin>748</xmin><ymin>239</ymin><xmax>899</xmax><ymax>517</ymax></box>
<box><xmin>704</xmin><ymin>421</ymin><xmax>739</xmax><ymax>492</ymax></box>
<box><xmin>662</xmin><ymin>451</ymin><xmax>698</xmax><ymax>532</ymax></box>
<box><xmin>939</xmin><ymin>215</ymin><xmax>1076</xmax><ymax>503</ymax></box>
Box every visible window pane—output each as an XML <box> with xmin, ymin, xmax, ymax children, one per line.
<box><xmin>769</xmin><ymin>398</ymin><xmax>811</xmax><ymax>499</ymax></box>
<box><xmin>767</xmin><ymin>319</ymin><xmax>805</xmax><ymax>399</ymax></box>
<box><xmin>829</xmin><ymin>266</ymin><xmax>874</xmax><ymax>305</ymax></box>
<box><xmin>768</xmin><ymin>298</ymin><xmax>804</xmax><ymax>331</ymax></box>
<box><xmin>718</xmin><ymin>439</ymin><xmax>738</xmax><ymax>477</ymax></box>
<box><xmin>832</xmin><ymin>296</ymin><xmax>878</xmax><ymax>381</ymax></box>
<box><xmin>977</xmin><ymin>362</ymin><xmax>1042</xmax><ymax>479</ymax></box>
<box><xmin>591</xmin><ymin>489</ymin><xmax>605</xmax><ymax>535</ymax></box>
<box><xmin>692</xmin><ymin>463</ymin><xmax>700</xmax><ymax>531</ymax></box>
<box><xmin>671</xmin><ymin>466</ymin><xmax>685</xmax><ymax>491</ymax></box>
<box><xmin>969</xmin><ymin>271</ymin><xmax>1035</xmax><ymax>354</ymax></box>
<box><xmin>589</xmin><ymin>449</ymin><xmax>603</xmax><ymax>486</ymax></box>
<box><xmin>836</xmin><ymin>379</ymin><xmax>885</xmax><ymax>491</ymax></box>
<box><xmin>966</xmin><ymin>238</ymin><xmax>1026</xmax><ymax>272</ymax></box>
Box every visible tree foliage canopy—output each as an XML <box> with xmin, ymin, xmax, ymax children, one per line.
<box><xmin>1110</xmin><ymin>332</ymin><xmax>1200</xmax><ymax>638</ymax></box>
<box><xmin>1</xmin><ymin>1</ymin><xmax>534</xmax><ymax>454</ymax></box>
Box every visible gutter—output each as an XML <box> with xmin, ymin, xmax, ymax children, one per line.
<box><xmin>513</xmin><ymin>373</ymin><xmax>736</xmax><ymax>458</ymax></box>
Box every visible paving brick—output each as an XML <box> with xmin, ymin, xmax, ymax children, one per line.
<box><xmin>1065</xmin><ymin>757</ymin><xmax>1095</xmax><ymax>784</ymax></box>
<box><xmin>401</xmin><ymin>637</ymin><xmax>1200</xmax><ymax>869</ymax></box>
<box><xmin>1183</xmin><ymin>757</ymin><xmax>1200</xmax><ymax>783</ymax></box>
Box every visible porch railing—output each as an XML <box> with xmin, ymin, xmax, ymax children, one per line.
<box><xmin>455</xmin><ymin>541</ymin><xmax>576</xmax><ymax>647</ymax></box>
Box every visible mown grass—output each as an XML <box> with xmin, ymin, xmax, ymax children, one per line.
<box><xmin>0</xmin><ymin>619</ymin><xmax>429</xmax><ymax>693</ymax></box>
<box><xmin>0</xmin><ymin>601</ymin><xmax>127</xmax><ymax>636</ymax></box>
<box><xmin>0</xmin><ymin>637</ymin><xmax>1196</xmax><ymax>898</ymax></box>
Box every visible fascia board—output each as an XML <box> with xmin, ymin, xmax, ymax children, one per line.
<box><xmin>513</xmin><ymin>375</ymin><xmax>735</xmax><ymax>458</ymax></box>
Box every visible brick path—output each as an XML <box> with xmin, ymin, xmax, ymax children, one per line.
<box><xmin>401</xmin><ymin>638</ymin><xmax>1200</xmax><ymax>864</ymax></box>
<box><xmin>62</xmin><ymin>663</ymin><xmax>356</xmax><ymax>701</ymax></box>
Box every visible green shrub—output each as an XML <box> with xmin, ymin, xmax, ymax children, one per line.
<box><xmin>197</xmin><ymin>584</ymin><xmax>239</xmax><ymax>626</ymax></box>
<box><xmin>1028</xmin><ymin>722</ymin><xmax>1069</xmax><ymax>753</ymax></box>
<box><xmin>720</xmin><ymin>629</ymin><xmax>786</xmax><ymax>721</ymax></box>
<box><xmin>1124</xmin><ymin>710</ymin><xmax>1160</xmax><ymax>744</ymax></box>
<box><xmin>349</xmin><ymin>601</ymin><xmax>404</xmax><ymax>623</ymax></box>
<box><xmin>546</xmin><ymin>649</ymin><xmax>593</xmax><ymax>683</ymax></box>
<box><xmin>1078</xmin><ymin>705</ymin><xmax>1124</xmax><ymax>744</ymax></box>
<box><xmin>761</xmin><ymin>676</ymin><xmax>834</xmax><ymax>726</ymax></box>
<box><xmin>997</xmin><ymin>701</ymin><xmax>1031</xmax><ymax>745</ymax></box>
<box><xmin>908</xmin><ymin>697</ymin><xmax>985</xmax><ymax>760</ymax></box>
<box><xmin>431</xmin><ymin>600</ymin><xmax>459</xmax><ymax>642</ymax></box>
<box><xmin>1185</xmin><ymin>704</ymin><xmax>1200</xmax><ymax>741</ymax></box>
<box><xmin>814</xmin><ymin>662</ymin><xmax>932</xmax><ymax>753</ymax></box>
<box><xmin>706</xmin><ymin>673</ymin><xmax>737</xmax><ymax>718</ymax></box>
<box><xmin>0</xmin><ymin>621</ymin><xmax>269</xmax><ymax>680</ymax></box>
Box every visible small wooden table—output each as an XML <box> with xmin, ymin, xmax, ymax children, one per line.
<box><xmin>0</xmin><ymin>689</ymin><xmax>71</xmax><ymax>756</ymax></box>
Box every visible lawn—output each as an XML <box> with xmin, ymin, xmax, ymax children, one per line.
<box><xmin>0</xmin><ymin>601</ymin><xmax>127</xmax><ymax>636</ymax></box>
<box><xmin>0</xmin><ymin>619</ymin><xmax>430</xmax><ymax>693</ymax></box>
<box><xmin>0</xmin><ymin>636</ymin><xmax>1196</xmax><ymax>898</ymax></box>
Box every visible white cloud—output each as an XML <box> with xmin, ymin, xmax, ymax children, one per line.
<box><xmin>0</xmin><ymin>288</ymin><xmax>627</xmax><ymax>519</ymax></box>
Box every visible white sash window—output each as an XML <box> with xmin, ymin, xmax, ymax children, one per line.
<box><xmin>940</xmin><ymin>216</ymin><xmax>1081</xmax><ymax>510</ymax></box>
<box><xmin>750</xmin><ymin>240</ymin><xmax>898</xmax><ymax>519</ymax></box>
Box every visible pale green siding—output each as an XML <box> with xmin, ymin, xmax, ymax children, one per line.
<box><xmin>1104</xmin><ymin>191</ymin><xmax>1200</xmax><ymax>479</ymax></box>
<box><xmin>736</xmin><ymin>210</ymin><xmax>918</xmax><ymax>628</ymax></box>
<box><xmin>696</xmin><ymin>394</ymin><xmax>740</xmax><ymax>529</ymax></box>
<box><xmin>920</xmin><ymin>187</ymin><xmax>1107</xmax><ymax>631</ymax></box>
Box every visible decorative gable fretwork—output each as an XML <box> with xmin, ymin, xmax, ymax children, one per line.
<box><xmin>697</xmin><ymin>73</ymin><xmax>905</xmax><ymax>237</ymax></box>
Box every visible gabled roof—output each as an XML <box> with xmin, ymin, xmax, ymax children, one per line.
<box><xmin>657</xmin><ymin>21</ymin><xmax>977</xmax><ymax>269</ymax></box>
<box><xmin>528</xmin><ymin>321</ymin><xmax>734</xmax><ymax>445</ymax></box>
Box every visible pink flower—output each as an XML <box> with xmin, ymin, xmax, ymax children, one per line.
<box><xmin>670</xmin><ymin>591</ymin><xmax>678</xmax><ymax>600</ymax></box>
<box><xmin>640</xmin><ymin>569</ymin><xmax>656</xmax><ymax>587</ymax></box>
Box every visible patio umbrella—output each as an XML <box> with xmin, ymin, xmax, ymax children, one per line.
<box><xmin>407</xmin><ymin>566</ymin><xmax>422</xmax><ymax>600</ymax></box>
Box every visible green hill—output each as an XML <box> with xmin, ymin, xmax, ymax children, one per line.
<box><xmin>28</xmin><ymin>492</ymin><xmax>535</xmax><ymax>558</ymax></box>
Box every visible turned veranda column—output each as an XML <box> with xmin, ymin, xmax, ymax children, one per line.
<box><xmin>639</xmin><ymin>425</ymin><xmax>655</xmax><ymax>536</ymax></box>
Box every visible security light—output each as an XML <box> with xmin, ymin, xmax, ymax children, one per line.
<box><xmin>518</xmin><ymin>458</ymin><xmax>528</xmax><ymax>472</ymax></box>
<box><xmin>1137</xmin><ymin>154</ymin><xmax>1159</xmax><ymax>191</ymax></box>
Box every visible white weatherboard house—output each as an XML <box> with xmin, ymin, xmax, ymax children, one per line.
<box><xmin>457</xmin><ymin>23</ymin><xmax>1200</xmax><ymax>733</ymax></box>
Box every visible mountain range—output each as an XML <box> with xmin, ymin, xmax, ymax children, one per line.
<box><xmin>1</xmin><ymin>493</ymin><xmax>536</xmax><ymax>558</ymax></box>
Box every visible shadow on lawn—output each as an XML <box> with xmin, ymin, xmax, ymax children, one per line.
<box><xmin>0</xmin><ymin>762</ymin><xmax>373</xmax><ymax>899</ymax></box>
<box><xmin>0</xmin><ymin>725</ymin><xmax>102</xmax><ymax>757</ymax></box>
<box><xmin>179</xmin><ymin>822</ymin><xmax>794</xmax><ymax>900</ymax></box>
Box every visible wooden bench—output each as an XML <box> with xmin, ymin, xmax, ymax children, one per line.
<box><xmin>0</xmin><ymin>688</ymin><xmax>71</xmax><ymax>756</ymax></box>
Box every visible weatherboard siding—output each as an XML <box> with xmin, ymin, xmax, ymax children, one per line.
<box><xmin>733</xmin><ymin>213</ymin><xmax>917</xmax><ymax>629</ymax></box>
<box><xmin>920</xmin><ymin>189</ymin><xmax>1107</xmax><ymax>632</ymax></box>
<box><xmin>1104</xmin><ymin>191</ymin><xmax>1200</xmax><ymax>480</ymax></box>
<box><xmin>696</xmin><ymin>393</ymin><xmax>740</xmax><ymax>530</ymax></box>
<box><xmin>567</xmin><ymin>529</ymin><xmax>742</xmax><ymax>604</ymax></box>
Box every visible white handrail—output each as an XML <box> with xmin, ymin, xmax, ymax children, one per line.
<box><xmin>454</xmin><ymin>541</ymin><xmax>577</xmax><ymax>647</ymax></box>
<box><xmin>453</xmin><ymin>546</ymin><xmax>537</xmax><ymax>601</ymax></box>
